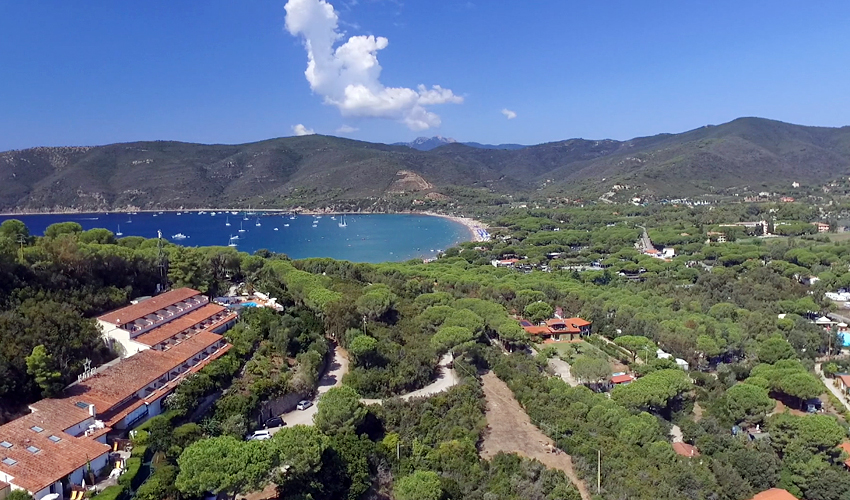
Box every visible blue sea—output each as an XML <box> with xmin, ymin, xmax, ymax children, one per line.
<box><xmin>0</xmin><ymin>211</ymin><xmax>471</xmax><ymax>263</ymax></box>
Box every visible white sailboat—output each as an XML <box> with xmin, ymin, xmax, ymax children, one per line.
<box><xmin>228</xmin><ymin>235</ymin><xmax>237</xmax><ymax>247</ymax></box>
<box><xmin>225</xmin><ymin>216</ymin><xmax>231</xmax><ymax>227</ymax></box>
<box><xmin>338</xmin><ymin>215</ymin><xmax>347</xmax><ymax>228</ymax></box>
<box><xmin>238</xmin><ymin>221</ymin><xmax>246</xmax><ymax>233</ymax></box>
<box><xmin>116</xmin><ymin>224</ymin><xmax>123</xmax><ymax>236</ymax></box>
<box><xmin>255</xmin><ymin>218</ymin><xmax>261</xmax><ymax>227</ymax></box>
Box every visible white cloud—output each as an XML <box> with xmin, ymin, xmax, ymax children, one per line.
<box><xmin>501</xmin><ymin>108</ymin><xmax>517</xmax><ymax>120</ymax></box>
<box><xmin>292</xmin><ymin>123</ymin><xmax>316</xmax><ymax>136</ymax></box>
<box><xmin>336</xmin><ymin>124</ymin><xmax>358</xmax><ymax>133</ymax></box>
<box><xmin>284</xmin><ymin>0</ymin><xmax>462</xmax><ymax>130</ymax></box>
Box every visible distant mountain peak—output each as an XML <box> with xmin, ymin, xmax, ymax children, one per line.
<box><xmin>394</xmin><ymin>136</ymin><xmax>526</xmax><ymax>151</ymax></box>
<box><xmin>396</xmin><ymin>136</ymin><xmax>458</xmax><ymax>151</ymax></box>
<box><xmin>413</xmin><ymin>136</ymin><xmax>456</xmax><ymax>144</ymax></box>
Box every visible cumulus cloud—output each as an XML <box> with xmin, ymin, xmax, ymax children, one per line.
<box><xmin>284</xmin><ymin>0</ymin><xmax>462</xmax><ymax>130</ymax></box>
<box><xmin>292</xmin><ymin>123</ymin><xmax>316</xmax><ymax>136</ymax></box>
<box><xmin>501</xmin><ymin>108</ymin><xmax>517</xmax><ymax>120</ymax></box>
<box><xmin>336</xmin><ymin>124</ymin><xmax>358</xmax><ymax>133</ymax></box>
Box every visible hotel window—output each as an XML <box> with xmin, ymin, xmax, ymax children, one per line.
<box><xmin>26</xmin><ymin>446</ymin><xmax>40</xmax><ymax>453</ymax></box>
<box><xmin>2</xmin><ymin>457</ymin><xmax>17</xmax><ymax>466</ymax></box>
<box><xmin>48</xmin><ymin>435</ymin><xmax>62</xmax><ymax>443</ymax></box>
<box><xmin>30</xmin><ymin>425</ymin><xmax>44</xmax><ymax>433</ymax></box>
<box><xmin>0</xmin><ymin>441</ymin><xmax>11</xmax><ymax>448</ymax></box>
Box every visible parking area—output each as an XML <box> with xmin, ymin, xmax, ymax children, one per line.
<box><xmin>267</xmin><ymin>345</ymin><xmax>349</xmax><ymax>433</ymax></box>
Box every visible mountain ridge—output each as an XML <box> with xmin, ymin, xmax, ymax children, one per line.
<box><xmin>2</xmin><ymin>117</ymin><xmax>849</xmax><ymax>211</ymax></box>
<box><xmin>393</xmin><ymin>136</ymin><xmax>527</xmax><ymax>151</ymax></box>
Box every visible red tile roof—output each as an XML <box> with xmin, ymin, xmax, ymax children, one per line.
<box><xmin>838</xmin><ymin>441</ymin><xmax>850</xmax><ymax>468</ymax></box>
<box><xmin>611</xmin><ymin>374</ymin><xmax>635</xmax><ymax>384</ymax></box>
<box><xmin>133</xmin><ymin>303</ymin><xmax>229</xmax><ymax>346</ymax></box>
<box><xmin>523</xmin><ymin>326</ymin><xmax>553</xmax><ymax>335</ymax></box>
<box><xmin>0</xmin><ymin>409</ymin><xmax>110</xmax><ymax>493</ymax></box>
<box><xmin>67</xmin><ymin>331</ymin><xmax>225</xmax><ymax>411</ymax></box>
<box><xmin>0</xmin><ymin>289</ymin><xmax>234</xmax><ymax>495</ymax></box>
<box><xmin>750</xmin><ymin>489</ymin><xmax>797</xmax><ymax>500</ymax></box>
<box><xmin>97</xmin><ymin>288</ymin><xmax>201</xmax><ymax>325</ymax></box>
<box><xmin>837</xmin><ymin>374</ymin><xmax>850</xmax><ymax>388</ymax></box>
<box><xmin>672</xmin><ymin>442</ymin><xmax>700</xmax><ymax>457</ymax></box>
<box><xmin>564</xmin><ymin>317</ymin><xmax>591</xmax><ymax>327</ymax></box>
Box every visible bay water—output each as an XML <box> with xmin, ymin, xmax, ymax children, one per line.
<box><xmin>0</xmin><ymin>212</ymin><xmax>471</xmax><ymax>263</ymax></box>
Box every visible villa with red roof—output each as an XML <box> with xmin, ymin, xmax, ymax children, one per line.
<box><xmin>0</xmin><ymin>288</ymin><xmax>236</xmax><ymax>500</ymax></box>
<box><xmin>520</xmin><ymin>316</ymin><xmax>591</xmax><ymax>341</ymax></box>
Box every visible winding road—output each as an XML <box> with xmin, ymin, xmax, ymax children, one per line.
<box><xmin>272</xmin><ymin>348</ymin><xmax>459</xmax><ymax>430</ymax></box>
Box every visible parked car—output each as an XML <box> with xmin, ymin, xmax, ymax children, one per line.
<box><xmin>264</xmin><ymin>416</ymin><xmax>285</xmax><ymax>428</ymax></box>
<box><xmin>806</xmin><ymin>398</ymin><xmax>822</xmax><ymax>413</ymax></box>
<box><xmin>296</xmin><ymin>400</ymin><xmax>313</xmax><ymax>411</ymax></box>
<box><xmin>246</xmin><ymin>430</ymin><xmax>272</xmax><ymax>441</ymax></box>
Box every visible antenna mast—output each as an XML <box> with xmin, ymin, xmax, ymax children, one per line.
<box><xmin>157</xmin><ymin>230</ymin><xmax>168</xmax><ymax>292</ymax></box>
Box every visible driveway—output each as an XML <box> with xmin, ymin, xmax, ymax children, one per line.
<box><xmin>815</xmin><ymin>362</ymin><xmax>850</xmax><ymax>413</ymax></box>
<box><xmin>271</xmin><ymin>345</ymin><xmax>349</xmax><ymax>432</ymax></box>
<box><xmin>547</xmin><ymin>357</ymin><xmax>579</xmax><ymax>387</ymax></box>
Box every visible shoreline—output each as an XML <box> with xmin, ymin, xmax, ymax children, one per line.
<box><xmin>0</xmin><ymin>208</ymin><xmax>491</xmax><ymax>243</ymax></box>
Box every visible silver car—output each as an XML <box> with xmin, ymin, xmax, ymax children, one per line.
<box><xmin>296</xmin><ymin>400</ymin><xmax>313</xmax><ymax>411</ymax></box>
<box><xmin>247</xmin><ymin>430</ymin><xmax>271</xmax><ymax>441</ymax></box>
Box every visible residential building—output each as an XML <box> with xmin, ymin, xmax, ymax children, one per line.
<box><xmin>836</xmin><ymin>374</ymin><xmax>850</xmax><ymax>394</ymax></box>
<box><xmin>837</xmin><ymin>442</ymin><xmax>850</xmax><ymax>469</ymax></box>
<box><xmin>749</xmin><ymin>489</ymin><xmax>797</xmax><ymax>500</ymax></box>
<box><xmin>812</xmin><ymin>222</ymin><xmax>830</xmax><ymax>233</ymax></box>
<box><xmin>672</xmin><ymin>442</ymin><xmax>700</xmax><ymax>458</ymax></box>
<box><xmin>519</xmin><ymin>317</ymin><xmax>592</xmax><ymax>342</ymax></box>
<box><xmin>610</xmin><ymin>373</ymin><xmax>635</xmax><ymax>385</ymax></box>
<box><xmin>0</xmin><ymin>288</ymin><xmax>236</xmax><ymax>500</ymax></box>
<box><xmin>706</xmin><ymin>231</ymin><xmax>726</xmax><ymax>243</ymax></box>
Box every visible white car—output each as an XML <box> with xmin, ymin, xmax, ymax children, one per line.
<box><xmin>296</xmin><ymin>400</ymin><xmax>313</xmax><ymax>411</ymax></box>
<box><xmin>247</xmin><ymin>430</ymin><xmax>271</xmax><ymax>441</ymax></box>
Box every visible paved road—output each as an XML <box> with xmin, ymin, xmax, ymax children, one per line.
<box><xmin>361</xmin><ymin>353</ymin><xmax>459</xmax><ymax>405</ymax></box>
<box><xmin>815</xmin><ymin>362</ymin><xmax>850</xmax><ymax>413</ymax></box>
<box><xmin>272</xmin><ymin>351</ymin><xmax>458</xmax><ymax>430</ymax></box>
<box><xmin>270</xmin><ymin>345</ymin><xmax>349</xmax><ymax>431</ymax></box>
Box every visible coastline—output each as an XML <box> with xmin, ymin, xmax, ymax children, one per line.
<box><xmin>0</xmin><ymin>208</ymin><xmax>491</xmax><ymax>243</ymax></box>
<box><xmin>414</xmin><ymin>211</ymin><xmax>490</xmax><ymax>242</ymax></box>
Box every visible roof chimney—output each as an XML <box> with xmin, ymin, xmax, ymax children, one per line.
<box><xmin>88</xmin><ymin>404</ymin><xmax>96</xmax><ymax>418</ymax></box>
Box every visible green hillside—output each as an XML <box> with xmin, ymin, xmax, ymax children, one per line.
<box><xmin>2</xmin><ymin>117</ymin><xmax>849</xmax><ymax>211</ymax></box>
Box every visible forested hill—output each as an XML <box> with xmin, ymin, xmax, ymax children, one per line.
<box><xmin>2</xmin><ymin>117</ymin><xmax>850</xmax><ymax>212</ymax></box>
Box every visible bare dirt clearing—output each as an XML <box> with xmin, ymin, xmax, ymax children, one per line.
<box><xmin>479</xmin><ymin>372</ymin><xmax>591</xmax><ymax>500</ymax></box>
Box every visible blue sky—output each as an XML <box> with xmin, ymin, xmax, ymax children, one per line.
<box><xmin>1</xmin><ymin>1</ymin><xmax>849</xmax><ymax>150</ymax></box>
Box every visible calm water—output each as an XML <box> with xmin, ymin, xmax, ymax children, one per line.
<box><xmin>0</xmin><ymin>212</ymin><xmax>471</xmax><ymax>263</ymax></box>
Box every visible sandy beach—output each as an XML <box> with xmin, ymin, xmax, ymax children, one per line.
<box><xmin>417</xmin><ymin>211</ymin><xmax>490</xmax><ymax>242</ymax></box>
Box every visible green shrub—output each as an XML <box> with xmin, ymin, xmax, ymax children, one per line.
<box><xmin>90</xmin><ymin>485</ymin><xmax>125</xmax><ymax>500</ymax></box>
<box><xmin>118</xmin><ymin>457</ymin><xmax>142</xmax><ymax>490</ymax></box>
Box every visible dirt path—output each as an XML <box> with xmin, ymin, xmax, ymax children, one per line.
<box><xmin>480</xmin><ymin>372</ymin><xmax>592</xmax><ymax>500</ymax></box>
